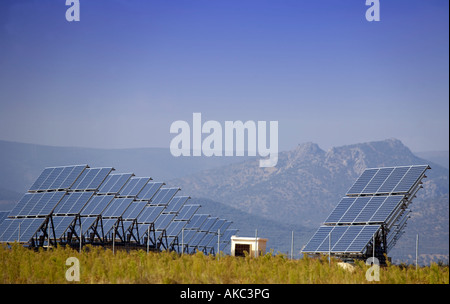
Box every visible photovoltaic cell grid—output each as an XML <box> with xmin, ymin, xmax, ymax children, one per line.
<box><xmin>29</xmin><ymin>165</ymin><xmax>87</xmax><ymax>192</ymax></box>
<box><xmin>302</xmin><ymin>165</ymin><xmax>429</xmax><ymax>255</ymax></box>
<box><xmin>0</xmin><ymin>164</ymin><xmax>236</xmax><ymax>251</ymax></box>
<box><xmin>9</xmin><ymin>192</ymin><xmax>66</xmax><ymax>217</ymax></box>
<box><xmin>346</xmin><ymin>165</ymin><xmax>428</xmax><ymax>196</ymax></box>
<box><xmin>302</xmin><ymin>225</ymin><xmax>381</xmax><ymax>253</ymax></box>
<box><xmin>71</xmin><ymin>167</ymin><xmax>113</xmax><ymax>191</ymax></box>
<box><xmin>97</xmin><ymin>173</ymin><xmax>133</xmax><ymax>194</ymax></box>
<box><xmin>0</xmin><ymin>212</ymin><xmax>9</xmax><ymax>225</ymax></box>
<box><xmin>324</xmin><ymin>195</ymin><xmax>404</xmax><ymax>224</ymax></box>
<box><xmin>0</xmin><ymin>218</ymin><xmax>47</xmax><ymax>243</ymax></box>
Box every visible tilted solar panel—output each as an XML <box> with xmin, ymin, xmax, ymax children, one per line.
<box><xmin>184</xmin><ymin>214</ymin><xmax>209</xmax><ymax>229</ymax></box>
<box><xmin>137</xmin><ymin>182</ymin><xmax>164</xmax><ymax>200</ymax></box>
<box><xmin>345</xmin><ymin>225</ymin><xmax>380</xmax><ymax>253</ymax></box>
<box><xmin>165</xmin><ymin>220</ymin><xmax>188</xmax><ymax>237</ymax></box>
<box><xmin>137</xmin><ymin>206</ymin><xmax>165</xmax><ymax>224</ymax></box>
<box><xmin>71</xmin><ymin>167</ymin><xmax>113</xmax><ymax>191</ymax></box>
<box><xmin>53</xmin><ymin>192</ymin><xmax>94</xmax><ymax>215</ymax></box>
<box><xmin>210</xmin><ymin>219</ymin><xmax>226</xmax><ymax>233</ymax></box>
<box><xmin>346</xmin><ymin>169</ymin><xmax>378</xmax><ymax>195</ymax></box>
<box><xmin>165</xmin><ymin>196</ymin><xmax>189</xmax><ymax>214</ymax></box>
<box><xmin>80</xmin><ymin>195</ymin><xmax>115</xmax><ymax>216</ymax></box>
<box><xmin>346</xmin><ymin>165</ymin><xmax>429</xmax><ymax>195</ymax></box>
<box><xmin>97</xmin><ymin>173</ymin><xmax>133</xmax><ymax>194</ymax></box>
<box><xmin>176</xmin><ymin>205</ymin><xmax>201</xmax><ymax>221</ymax></box>
<box><xmin>325</xmin><ymin>195</ymin><xmax>405</xmax><ymax>225</ymax></box>
<box><xmin>122</xmin><ymin>201</ymin><xmax>147</xmax><ymax>220</ymax></box>
<box><xmin>149</xmin><ymin>188</ymin><xmax>179</xmax><ymax>206</ymax></box>
<box><xmin>29</xmin><ymin>165</ymin><xmax>87</xmax><ymax>192</ymax></box>
<box><xmin>9</xmin><ymin>192</ymin><xmax>66</xmax><ymax>217</ymax></box>
<box><xmin>119</xmin><ymin>177</ymin><xmax>151</xmax><ymax>197</ymax></box>
<box><xmin>0</xmin><ymin>218</ymin><xmax>46</xmax><ymax>243</ymax></box>
<box><xmin>101</xmin><ymin>198</ymin><xmax>134</xmax><ymax>218</ymax></box>
<box><xmin>0</xmin><ymin>211</ymin><xmax>9</xmax><ymax>225</ymax></box>
<box><xmin>392</xmin><ymin>165</ymin><xmax>428</xmax><ymax>193</ymax></box>
<box><xmin>154</xmin><ymin>214</ymin><xmax>176</xmax><ymax>230</ymax></box>
<box><xmin>362</xmin><ymin>167</ymin><xmax>395</xmax><ymax>194</ymax></box>
<box><xmin>304</xmin><ymin>165</ymin><xmax>429</xmax><ymax>258</ymax></box>
<box><xmin>52</xmin><ymin>216</ymin><xmax>76</xmax><ymax>239</ymax></box>
<box><xmin>302</xmin><ymin>224</ymin><xmax>381</xmax><ymax>254</ymax></box>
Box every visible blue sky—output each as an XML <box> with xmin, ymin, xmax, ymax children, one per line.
<box><xmin>0</xmin><ymin>0</ymin><xmax>448</xmax><ymax>152</ymax></box>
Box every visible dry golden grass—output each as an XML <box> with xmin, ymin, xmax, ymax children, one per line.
<box><xmin>0</xmin><ymin>243</ymin><xmax>448</xmax><ymax>284</ymax></box>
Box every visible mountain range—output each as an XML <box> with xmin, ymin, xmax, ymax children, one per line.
<box><xmin>0</xmin><ymin>138</ymin><xmax>448</xmax><ymax>264</ymax></box>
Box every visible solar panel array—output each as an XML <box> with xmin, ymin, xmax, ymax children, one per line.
<box><xmin>0</xmin><ymin>164</ymin><xmax>237</xmax><ymax>254</ymax></box>
<box><xmin>302</xmin><ymin>165</ymin><xmax>429</xmax><ymax>259</ymax></box>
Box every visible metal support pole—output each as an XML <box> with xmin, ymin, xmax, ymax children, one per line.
<box><xmin>147</xmin><ymin>225</ymin><xmax>150</xmax><ymax>254</ymax></box>
<box><xmin>416</xmin><ymin>234</ymin><xmax>419</xmax><ymax>270</ymax></box>
<box><xmin>113</xmin><ymin>224</ymin><xmax>116</xmax><ymax>255</ymax></box>
<box><xmin>328</xmin><ymin>232</ymin><xmax>331</xmax><ymax>266</ymax></box>
<box><xmin>373</xmin><ymin>233</ymin><xmax>375</xmax><ymax>261</ymax></box>
<box><xmin>217</xmin><ymin>229</ymin><xmax>220</xmax><ymax>259</ymax></box>
<box><xmin>79</xmin><ymin>222</ymin><xmax>82</xmax><ymax>253</ymax></box>
<box><xmin>47</xmin><ymin>223</ymin><xmax>50</xmax><ymax>249</ymax></box>
<box><xmin>255</xmin><ymin>229</ymin><xmax>258</xmax><ymax>258</ymax></box>
<box><xmin>291</xmin><ymin>231</ymin><xmax>294</xmax><ymax>259</ymax></box>
<box><xmin>181</xmin><ymin>228</ymin><xmax>184</xmax><ymax>255</ymax></box>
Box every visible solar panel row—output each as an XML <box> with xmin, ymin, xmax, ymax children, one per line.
<box><xmin>0</xmin><ymin>164</ymin><xmax>236</xmax><ymax>253</ymax></box>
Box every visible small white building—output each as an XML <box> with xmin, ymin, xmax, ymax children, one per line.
<box><xmin>230</xmin><ymin>235</ymin><xmax>268</xmax><ymax>257</ymax></box>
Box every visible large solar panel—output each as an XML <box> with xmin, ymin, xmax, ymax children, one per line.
<box><xmin>302</xmin><ymin>165</ymin><xmax>430</xmax><ymax>259</ymax></box>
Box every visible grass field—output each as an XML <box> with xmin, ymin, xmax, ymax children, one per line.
<box><xmin>0</xmin><ymin>244</ymin><xmax>448</xmax><ymax>284</ymax></box>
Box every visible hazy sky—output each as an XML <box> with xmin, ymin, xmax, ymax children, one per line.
<box><xmin>0</xmin><ymin>0</ymin><xmax>448</xmax><ymax>152</ymax></box>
